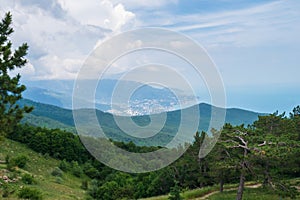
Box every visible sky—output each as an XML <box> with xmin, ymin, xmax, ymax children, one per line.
<box><xmin>1</xmin><ymin>0</ymin><xmax>300</xmax><ymax>113</ymax></box>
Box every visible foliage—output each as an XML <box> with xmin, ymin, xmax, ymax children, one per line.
<box><xmin>22</xmin><ymin>173</ymin><xmax>36</xmax><ymax>184</ymax></box>
<box><xmin>269</xmin><ymin>180</ymin><xmax>299</xmax><ymax>199</ymax></box>
<box><xmin>81</xmin><ymin>180</ymin><xmax>89</xmax><ymax>190</ymax></box>
<box><xmin>4</xmin><ymin>95</ymin><xmax>300</xmax><ymax>200</ymax></box>
<box><xmin>1</xmin><ymin>182</ymin><xmax>17</xmax><ymax>198</ymax></box>
<box><xmin>0</xmin><ymin>12</ymin><xmax>32</xmax><ymax>136</ymax></box>
<box><xmin>168</xmin><ymin>181</ymin><xmax>183</xmax><ymax>200</ymax></box>
<box><xmin>59</xmin><ymin>159</ymin><xmax>69</xmax><ymax>172</ymax></box>
<box><xmin>0</xmin><ymin>138</ymin><xmax>87</xmax><ymax>199</ymax></box>
<box><xmin>51</xmin><ymin>167</ymin><xmax>63</xmax><ymax>177</ymax></box>
<box><xmin>70</xmin><ymin>161</ymin><xmax>83</xmax><ymax>177</ymax></box>
<box><xmin>9</xmin><ymin>124</ymin><xmax>90</xmax><ymax>163</ymax></box>
<box><xmin>8</xmin><ymin>154</ymin><xmax>28</xmax><ymax>169</ymax></box>
<box><xmin>18</xmin><ymin>187</ymin><xmax>43</xmax><ymax>200</ymax></box>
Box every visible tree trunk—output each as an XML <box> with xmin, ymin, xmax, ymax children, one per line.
<box><xmin>236</xmin><ymin>172</ymin><xmax>245</xmax><ymax>200</ymax></box>
<box><xmin>220</xmin><ymin>179</ymin><xmax>224</xmax><ymax>192</ymax></box>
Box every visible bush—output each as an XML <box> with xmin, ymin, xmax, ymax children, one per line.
<box><xmin>81</xmin><ymin>180</ymin><xmax>89</xmax><ymax>190</ymax></box>
<box><xmin>169</xmin><ymin>182</ymin><xmax>183</xmax><ymax>200</ymax></box>
<box><xmin>8</xmin><ymin>155</ymin><xmax>28</xmax><ymax>169</ymax></box>
<box><xmin>51</xmin><ymin>167</ymin><xmax>63</xmax><ymax>177</ymax></box>
<box><xmin>1</xmin><ymin>182</ymin><xmax>16</xmax><ymax>198</ymax></box>
<box><xmin>59</xmin><ymin>159</ymin><xmax>69</xmax><ymax>172</ymax></box>
<box><xmin>22</xmin><ymin>173</ymin><xmax>36</xmax><ymax>184</ymax></box>
<box><xmin>83</xmin><ymin>162</ymin><xmax>99</xmax><ymax>179</ymax></box>
<box><xmin>18</xmin><ymin>187</ymin><xmax>43</xmax><ymax>200</ymax></box>
<box><xmin>70</xmin><ymin>161</ymin><xmax>83</xmax><ymax>177</ymax></box>
<box><xmin>88</xmin><ymin>179</ymin><xmax>99</xmax><ymax>199</ymax></box>
<box><xmin>5</xmin><ymin>154</ymin><xmax>9</xmax><ymax>164</ymax></box>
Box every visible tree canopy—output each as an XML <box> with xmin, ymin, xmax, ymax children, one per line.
<box><xmin>0</xmin><ymin>12</ymin><xmax>32</xmax><ymax>136</ymax></box>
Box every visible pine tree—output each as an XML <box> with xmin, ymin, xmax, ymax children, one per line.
<box><xmin>0</xmin><ymin>12</ymin><xmax>32</xmax><ymax>136</ymax></box>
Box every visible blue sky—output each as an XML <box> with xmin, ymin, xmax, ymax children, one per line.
<box><xmin>1</xmin><ymin>0</ymin><xmax>300</xmax><ymax>113</ymax></box>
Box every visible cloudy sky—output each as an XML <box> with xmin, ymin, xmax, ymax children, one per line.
<box><xmin>1</xmin><ymin>0</ymin><xmax>300</xmax><ymax>113</ymax></box>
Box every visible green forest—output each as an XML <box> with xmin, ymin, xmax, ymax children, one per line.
<box><xmin>0</xmin><ymin>12</ymin><xmax>299</xmax><ymax>200</ymax></box>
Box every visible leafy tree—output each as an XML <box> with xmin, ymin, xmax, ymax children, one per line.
<box><xmin>217</xmin><ymin>113</ymin><xmax>300</xmax><ymax>200</ymax></box>
<box><xmin>0</xmin><ymin>12</ymin><xmax>32</xmax><ymax>136</ymax></box>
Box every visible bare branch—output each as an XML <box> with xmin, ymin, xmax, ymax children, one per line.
<box><xmin>258</xmin><ymin>141</ymin><xmax>266</xmax><ymax>147</ymax></box>
<box><xmin>235</xmin><ymin>136</ymin><xmax>248</xmax><ymax>146</ymax></box>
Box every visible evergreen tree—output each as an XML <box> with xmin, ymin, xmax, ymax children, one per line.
<box><xmin>0</xmin><ymin>12</ymin><xmax>32</xmax><ymax>136</ymax></box>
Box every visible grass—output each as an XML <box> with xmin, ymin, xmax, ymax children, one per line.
<box><xmin>207</xmin><ymin>187</ymin><xmax>291</xmax><ymax>200</ymax></box>
<box><xmin>142</xmin><ymin>180</ymin><xmax>300</xmax><ymax>200</ymax></box>
<box><xmin>141</xmin><ymin>182</ymin><xmax>259</xmax><ymax>200</ymax></box>
<box><xmin>0</xmin><ymin>138</ymin><xmax>87</xmax><ymax>200</ymax></box>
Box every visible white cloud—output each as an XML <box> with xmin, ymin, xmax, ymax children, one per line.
<box><xmin>34</xmin><ymin>55</ymin><xmax>84</xmax><ymax>79</ymax></box>
<box><xmin>0</xmin><ymin>0</ymin><xmax>136</xmax><ymax>80</ymax></box>
<box><xmin>110</xmin><ymin>0</ymin><xmax>178</xmax><ymax>10</ymax></box>
<box><xmin>57</xmin><ymin>0</ymin><xmax>135</xmax><ymax>32</ymax></box>
<box><xmin>9</xmin><ymin>62</ymin><xmax>36</xmax><ymax>78</ymax></box>
<box><xmin>1</xmin><ymin>0</ymin><xmax>299</xmax><ymax>84</ymax></box>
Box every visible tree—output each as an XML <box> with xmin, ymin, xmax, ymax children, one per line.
<box><xmin>208</xmin><ymin>129</ymin><xmax>237</xmax><ymax>192</ymax></box>
<box><xmin>0</xmin><ymin>12</ymin><xmax>32</xmax><ymax>136</ymax></box>
<box><xmin>217</xmin><ymin>116</ymin><xmax>300</xmax><ymax>200</ymax></box>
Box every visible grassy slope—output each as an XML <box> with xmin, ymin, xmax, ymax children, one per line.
<box><xmin>207</xmin><ymin>188</ymin><xmax>279</xmax><ymax>200</ymax></box>
<box><xmin>142</xmin><ymin>180</ymin><xmax>300</xmax><ymax>200</ymax></box>
<box><xmin>0</xmin><ymin>138</ymin><xmax>86</xmax><ymax>200</ymax></box>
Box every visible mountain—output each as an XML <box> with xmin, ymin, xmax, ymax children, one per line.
<box><xmin>23</xmin><ymin>79</ymin><xmax>195</xmax><ymax>115</ymax></box>
<box><xmin>20</xmin><ymin>99</ymin><xmax>265</xmax><ymax>146</ymax></box>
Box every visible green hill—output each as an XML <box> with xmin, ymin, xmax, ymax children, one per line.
<box><xmin>19</xmin><ymin>99</ymin><xmax>265</xmax><ymax>146</ymax></box>
<box><xmin>0</xmin><ymin>138</ymin><xmax>87</xmax><ymax>200</ymax></box>
<box><xmin>21</xmin><ymin>114</ymin><xmax>75</xmax><ymax>132</ymax></box>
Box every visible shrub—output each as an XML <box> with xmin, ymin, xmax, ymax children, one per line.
<box><xmin>59</xmin><ymin>159</ymin><xmax>69</xmax><ymax>172</ymax></box>
<box><xmin>8</xmin><ymin>155</ymin><xmax>28</xmax><ymax>169</ymax></box>
<box><xmin>70</xmin><ymin>161</ymin><xmax>83</xmax><ymax>177</ymax></box>
<box><xmin>81</xmin><ymin>180</ymin><xmax>89</xmax><ymax>190</ymax></box>
<box><xmin>18</xmin><ymin>187</ymin><xmax>43</xmax><ymax>200</ymax></box>
<box><xmin>22</xmin><ymin>173</ymin><xmax>36</xmax><ymax>184</ymax></box>
<box><xmin>51</xmin><ymin>167</ymin><xmax>63</xmax><ymax>177</ymax></box>
<box><xmin>1</xmin><ymin>182</ymin><xmax>16</xmax><ymax>198</ymax></box>
<box><xmin>88</xmin><ymin>179</ymin><xmax>99</xmax><ymax>199</ymax></box>
<box><xmin>169</xmin><ymin>182</ymin><xmax>183</xmax><ymax>200</ymax></box>
<box><xmin>83</xmin><ymin>162</ymin><xmax>99</xmax><ymax>179</ymax></box>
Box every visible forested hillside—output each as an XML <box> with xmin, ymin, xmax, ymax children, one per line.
<box><xmin>2</xmin><ymin>108</ymin><xmax>299</xmax><ymax>199</ymax></box>
<box><xmin>19</xmin><ymin>98</ymin><xmax>264</xmax><ymax>146</ymax></box>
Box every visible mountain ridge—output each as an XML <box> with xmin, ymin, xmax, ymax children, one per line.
<box><xmin>20</xmin><ymin>98</ymin><xmax>265</xmax><ymax>146</ymax></box>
